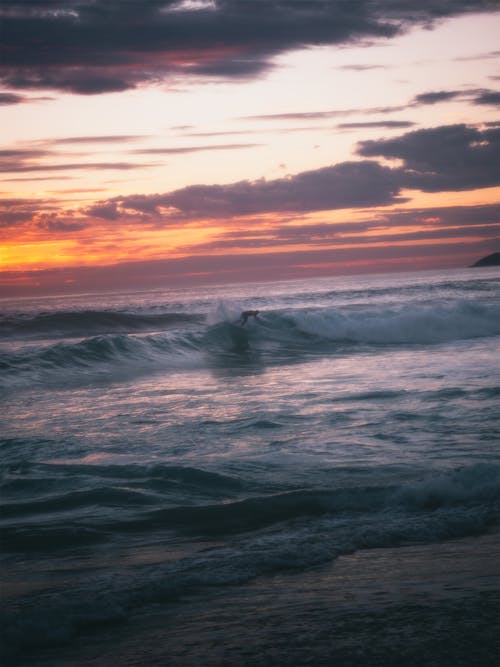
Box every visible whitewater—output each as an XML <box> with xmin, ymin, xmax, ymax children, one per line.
<box><xmin>1</xmin><ymin>267</ymin><xmax>499</xmax><ymax>665</ymax></box>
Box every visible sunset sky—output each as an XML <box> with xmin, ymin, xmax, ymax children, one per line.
<box><xmin>1</xmin><ymin>0</ymin><xmax>499</xmax><ymax>296</ymax></box>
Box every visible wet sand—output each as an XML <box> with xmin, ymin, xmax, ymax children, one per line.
<box><xmin>13</xmin><ymin>533</ymin><xmax>500</xmax><ymax>667</ymax></box>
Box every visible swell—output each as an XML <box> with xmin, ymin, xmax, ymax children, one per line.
<box><xmin>0</xmin><ymin>310</ymin><xmax>203</xmax><ymax>340</ymax></box>
<box><xmin>2</xmin><ymin>463</ymin><xmax>499</xmax><ymax>551</ymax></box>
<box><xmin>0</xmin><ymin>330</ymin><xmax>203</xmax><ymax>389</ymax></box>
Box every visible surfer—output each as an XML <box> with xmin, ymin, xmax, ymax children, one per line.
<box><xmin>238</xmin><ymin>310</ymin><xmax>260</xmax><ymax>326</ymax></box>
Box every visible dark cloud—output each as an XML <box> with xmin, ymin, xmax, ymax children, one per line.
<box><xmin>412</xmin><ymin>90</ymin><xmax>462</xmax><ymax>105</ymax></box>
<box><xmin>105</xmin><ymin>160</ymin><xmax>405</xmax><ymax>218</ymax></box>
<box><xmin>186</xmin><ymin>55</ymin><xmax>274</xmax><ymax>80</ymax></box>
<box><xmin>357</xmin><ymin>124</ymin><xmax>500</xmax><ymax>192</ymax></box>
<box><xmin>68</xmin><ymin>122</ymin><xmax>500</xmax><ymax>224</ymax></box>
<box><xmin>474</xmin><ymin>90</ymin><xmax>500</xmax><ymax>106</ymax></box>
<box><xmin>0</xmin><ymin>91</ymin><xmax>53</xmax><ymax>104</ymax></box>
<box><xmin>85</xmin><ymin>202</ymin><xmax>121</xmax><ymax>221</ymax></box>
<box><xmin>35</xmin><ymin>212</ymin><xmax>87</xmax><ymax>232</ymax></box>
<box><xmin>411</xmin><ymin>87</ymin><xmax>500</xmax><ymax>108</ymax></box>
<box><xmin>85</xmin><ymin>124</ymin><xmax>499</xmax><ymax>220</ymax></box>
<box><xmin>0</xmin><ymin>196</ymin><xmax>89</xmax><ymax>231</ymax></box>
<box><xmin>8</xmin><ymin>123</ymin><xmax>499</xmax><ymax>228</ymax></box>
<box><xmin>1</xmin><ymin>0</ymin><xmax>498</xmax><ymax>94</ymax></box>
<box><xmin>0</xmin><ymin>210</ymin><xmax>36</xmax><ymax>226</ymax></box>
<box><xmin>1</xmin><ymin>67</ymin><xmax>137</xmax><ymax>95</ymax></box>
<box><xmin>0</xmin><ymin>91</ymin><xmax>25</xmax><ymax>104</ymax></box>
<box><xmin>336</xmin><ymin>121</ymin><xmax>415</xmax><ymax>129</ymax></box>
<box><xmin>0</xmin><ymin>196</ymin><xmax>58</xmax><ymax>227</ymax></box>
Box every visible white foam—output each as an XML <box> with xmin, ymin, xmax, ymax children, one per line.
<box><xmin>205</xmin><ymin>299</ymin><xmax>243</xmax><ymax>326</ymax></box>
<box><xmin>289</xmin><ymin>300</ymin><xmax>500</xmax><ymax>344</ymax></box>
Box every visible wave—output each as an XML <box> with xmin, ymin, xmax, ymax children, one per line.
<box><xmin>0</xmin><ymin>461</ymin><xmax>246</xmax><ymax>512</ymax></box>
<box><xmin>282</xmin><ymin>299</ymin><xmax>500</xmax><ymax>344</ymax></box>
<box><xmin>0</xmin><ymin>330</ymin><xmax>204</xmax><ymax>389</ymax></box>
<box><xmin>2</xmin><ymin>462</ymin><xmax>499</xmax><ymax>551</ymax></box>
<box><xmin>2</xmin><ymin>298</ymin><xmax>499</xmax><ymax>390</ymax></box>
<box><xmin>0</xmin><ymin>309</ymin><xmax>203</xmax><ymax>340</ymax></box>
<box><xmin>2</xmin><ymin>464</ymin><xmax>499</xmax><ymax>657</ymax></box>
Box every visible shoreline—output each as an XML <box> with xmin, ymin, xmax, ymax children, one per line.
<box><xmin>16</xmin><ymin>532</ymin><xmax>500</xmax><ymax>667</ymax></box>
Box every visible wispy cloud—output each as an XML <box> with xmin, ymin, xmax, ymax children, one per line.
<box><xmin>129</xmin><ymin>143</ymin><xmax>262</xmax><ymax>155</ymax></box>
<box><xmin>0</xmin><ymin>146</ymin><xmax>155</xmax><ymax>173</ymax></box>
<box><xmin>455</xmin><ymin>49</ymin><xmax>500</xmax><ymax>62</ymax></box>
<box><xmin>336</xmin><ymin>121</ymin><xmax>415</xmax><ymax>130</ymax></box>
<box><xmin>0</xmin><ymin>136</ymin><xmax>262</xmax><ymax>176</ymax></box>
<box><xmin>50</xmin><ymin>135</ymin><xmax>150</xmax><ymax>145</ymax></box>
<box><xmin>241</xmin><ymin>105</ymin><xmax>408</xmax><ymax>122</ymax></box>
<box><xmin>240</xmin><ymin>87</ymin><xmax>500</xmax><ymax>127</ymax></box>
<box><xmin>336</xmin><ymin>64</ymin><xmax>387</xmax><ymax>72</ymax></box>
<box><xmin>0</xmin><ymin>91</ymin><xmax>53</xmax><ymax>105</ymax></box>
<box><xmin>0</xmin><ymin>160</ymin><xmax>154</xmax><ymax>174</ymax></box>
<box><xmin>411</xmin><ymin>88</ymin><xmax>500</xmax><ymax>107</ymax></box>
<box><xmin>177</xmin><ymin>203</ymin><xmax>500</xmax><ymax>253</ymax></box>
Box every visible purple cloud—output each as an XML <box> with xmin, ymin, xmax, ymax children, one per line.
<box><xmin>358</xmin><ymin>124</ymin><xmax>500</xmax><ymax>192</ymax></box>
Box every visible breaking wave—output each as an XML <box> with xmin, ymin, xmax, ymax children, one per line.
<box><xmin>2</xmin><ymin>462</ymin><xmax>499</xmax><ymax>656</ymax></box>
<box><xmin>1</xmin><ymin>299</ymin><xmax>499</xmax><ymax>391</ymax></box>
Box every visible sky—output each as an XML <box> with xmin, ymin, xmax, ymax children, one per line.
<box><xmin>1</xmin><ymin>0</ymin><xmax>499</xmax><ymax>297</ymax></box>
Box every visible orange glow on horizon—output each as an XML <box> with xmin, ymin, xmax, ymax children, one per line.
<box><xmin>1</xmin><ymin>186</ymin><xmax>498</xmax><ymax>277</ymax></box>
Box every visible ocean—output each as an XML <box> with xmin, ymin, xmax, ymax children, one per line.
<box><xmin>1</xmin><ymin>267</ymin><xmax>499</xmax><ymax>666</ymax></box>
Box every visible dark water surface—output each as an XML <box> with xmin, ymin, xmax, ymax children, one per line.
<box><xmin>1</xmin><ymin>268</ymin><xmax>499</xmax><ymax>664</ymax></box>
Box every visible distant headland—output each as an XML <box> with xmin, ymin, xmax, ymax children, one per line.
<box><xmin>470</xmin><ymin>252</ymin><xmax>500</xmax><ymax>267</ymax></box>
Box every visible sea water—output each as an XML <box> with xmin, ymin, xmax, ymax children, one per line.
<box><xmin>1</xmin><ymin>267</ymin><xmax>499</xmax><ymax>661</ymax></box>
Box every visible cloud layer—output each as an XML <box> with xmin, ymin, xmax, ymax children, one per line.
<box><xmin>76</xmin><ymin>124</ymin><xmax>499</xmax><ymax>221</ymax></box>
<box><xmin>3</xmin><ymin>122</ymin><xmax>498</xmax><ymax>260</ymax></box>
<box><xmin>1</xmin><ymin>0</ymin><xmax>498</xmax><ymax>95</ymax></box>
<box><xmin>358</xmin><ymin>124</ymin><xmax>500</xmax><ymax>192</ymax></box>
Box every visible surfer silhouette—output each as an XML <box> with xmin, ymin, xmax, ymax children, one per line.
<box><xmin>238</xmin><ymin>310</ymin><xmax>260</xmax><ymax>326</ymax></box>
